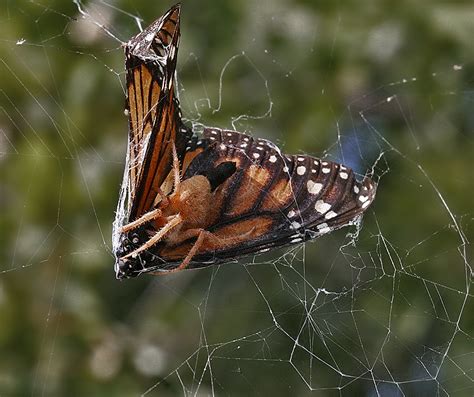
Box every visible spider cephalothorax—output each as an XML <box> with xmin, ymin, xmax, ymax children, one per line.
<box><xmin>116</xmin><ymin>145</ymin><xmax>240</xmax><ymax>278</ymax></box>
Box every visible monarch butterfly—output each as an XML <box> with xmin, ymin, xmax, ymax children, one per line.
<box><xmin>112</xmin><ymin>4</ymin><xmax>377</xmax><ymax>279</ymax></box>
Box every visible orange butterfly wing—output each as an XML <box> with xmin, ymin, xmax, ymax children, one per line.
<box><xmin>124</xmin><ymin>4</ymin><xmax>190</xmax><ymax>220</ymax></box>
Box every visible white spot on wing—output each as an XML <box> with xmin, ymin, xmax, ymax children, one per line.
<box><xmin>354</xmin><ymin>185</ymin><xmax>360</xmax><ymax>194</ymax></box>
<box><xmin>288</xmin><ymin>210</ymin><xmax>296</xmax><ymax>218</ymax></box>
<box><xmin>269</xmin><ymin>155</ymin><xmax>277</xmax><ymax>163</ymax></box>
<box><xmin>315</xmin><ymin>200</ymin><xmax>331</xmax><ymax>214</ymax></box>
<box><xmin>253</xmin><ymin>153</ymin><xmax>260</xmax><ymax>159</ymax></box>
<box><xmin>317</xmin><ymin>223</ymin><xmax>331</xmax><ymax>233</ymax></box>
<box><xmin>325</xmin><ymin>211</ymin><xmax>337</xmax><ymax>219</ymax></box>
<box><xmin>339</xmin><ymin>172</ymin><xmax>349</xmax><ymax>179</ymax></box>
<box><xmin>307</xmin><ymin>180</ymin><xmax>323</xmax><ymax>195</ymax></box>
<box><xmin>322</xmin><ymin>167</ymin><xmax>331</xmax><ymax>174</ymax></box>
<box><xmin>291</xmin><ymin>221</ymin><xmax>301</xmax><ymax>229</ymax></box>
<box><xmin>296</xmin><ymin>166</ymin><xmax>306</xmax><ymax>175</ymax></box>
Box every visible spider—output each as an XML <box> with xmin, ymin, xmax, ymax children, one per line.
<box><xmin>118</xmin><ymin>143</ymin><xmax>255</xmax><ymax>274</ymax></box>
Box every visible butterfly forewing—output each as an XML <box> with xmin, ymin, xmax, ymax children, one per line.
<box><xmin>123</xmin><ymin>4</ymin><xmax>190</xmax><ymax>220</ymax></box>
<box><xmin>113</xmin><ymin>5</ymin><xmax>191</xmax><ymax>256</ymax></box>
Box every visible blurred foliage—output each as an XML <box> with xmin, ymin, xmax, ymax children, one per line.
<box><xmin>0</xmin><ymin>0</ymin><xmax>473</xmax><ymax>396</ymax></box>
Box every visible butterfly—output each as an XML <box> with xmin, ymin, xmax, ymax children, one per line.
<box><xmin>112</xmin><ymin>4</ymin><xmax>377</xmax><ymax>279</ymax></box>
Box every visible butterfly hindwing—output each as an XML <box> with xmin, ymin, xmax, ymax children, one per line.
<box><xmin>151</xmin><ymin>128</ymin><xmax>376</xmax><ymax>268</ymax></box>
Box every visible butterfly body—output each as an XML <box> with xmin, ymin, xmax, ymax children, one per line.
<box><xmin>112</xmin><ymin>5</ymin><xmax>377</xmax><ymax>279</ymax></box>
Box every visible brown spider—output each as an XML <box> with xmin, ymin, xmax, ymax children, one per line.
<box><xmin>119</xmin><ymin>143</ymin><xmax>255</xmax><ymax>274</ymax></box>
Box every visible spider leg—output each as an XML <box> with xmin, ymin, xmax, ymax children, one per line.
<box><xmin>158</xmin><ymin>229</ymin><xmax>213</xmax><ymax>274</ymax></box>
<box><xmin>171</xmin><ymin>140</ymin><xmax>181</xmax><ymax>192</ymax></box>
<box><xmin>122</xmin><ymin>214</ymin><xmax>182</xmax><ymax>259</ymax></box>
<box><xmin>121</xmin><ymin>208</ymin><xmax>162</xmax><ymax>233</ymax></box>
<box><xmin>157</xmin><ymin>226</ymin><xmax>257</xmax><ymax>274</ymax></box>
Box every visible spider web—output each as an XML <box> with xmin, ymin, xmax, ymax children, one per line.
<box><xmin>1</xmin><ymin>1</ymin><xmax>472</xmax><ymax>396</ymax></box>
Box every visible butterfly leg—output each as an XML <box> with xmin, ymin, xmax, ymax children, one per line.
<box><xmin>123</xmin><ymin>214</ymin><xmax>183</xmax><ymax>259</ymax></box>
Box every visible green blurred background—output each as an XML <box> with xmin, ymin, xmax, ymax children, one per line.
<box><xmin>1</xmin><ymin>0</ymin><xmax>473</xmax><ymax>396</ymax></box>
